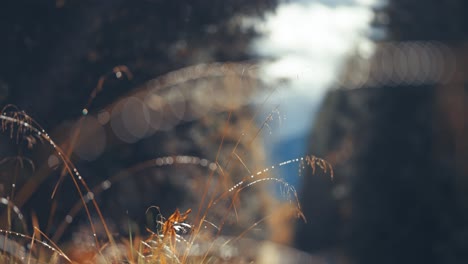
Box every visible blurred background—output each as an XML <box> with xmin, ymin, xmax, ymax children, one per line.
<box><xmin>0</xmin><ymin>0</ymin><xmax>468</xmax><ymax>263</ymax></box>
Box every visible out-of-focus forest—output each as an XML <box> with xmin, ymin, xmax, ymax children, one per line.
<box><xmin>295</xmin><ymin>0</ymin><xmax>468</xmax><ymax>264</ymax></box>
<box><xmin>0</xmin><ymin>0</ymin><xmax>468</xmax><ymax>263</ymax></box>
<box><xmin>0</xmin><ymin>0</ymin><xmax>276</xmax><ymax>123</ymax></box>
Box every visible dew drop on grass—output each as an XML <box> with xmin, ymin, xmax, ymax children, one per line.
<box><xmin>86</xmin><ymin>192</ymin><xmax>94</xmax><ymax>200</ymax></box>
<box><xmin>101</xmin><ymin>180</ymin><xmax>111</xmax><ymax>190</ymax></box>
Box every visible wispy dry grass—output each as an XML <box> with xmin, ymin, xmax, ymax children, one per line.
<box><xmin>0</xmin><ymin>63</ymin><xmax>333</xmax><ymax>263</ymax></box>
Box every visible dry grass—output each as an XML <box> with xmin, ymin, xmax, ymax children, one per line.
<box><xmin>0</xmin><ymin>63</ymin><xmax>333</xmax><ymax>263</ymax></box>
